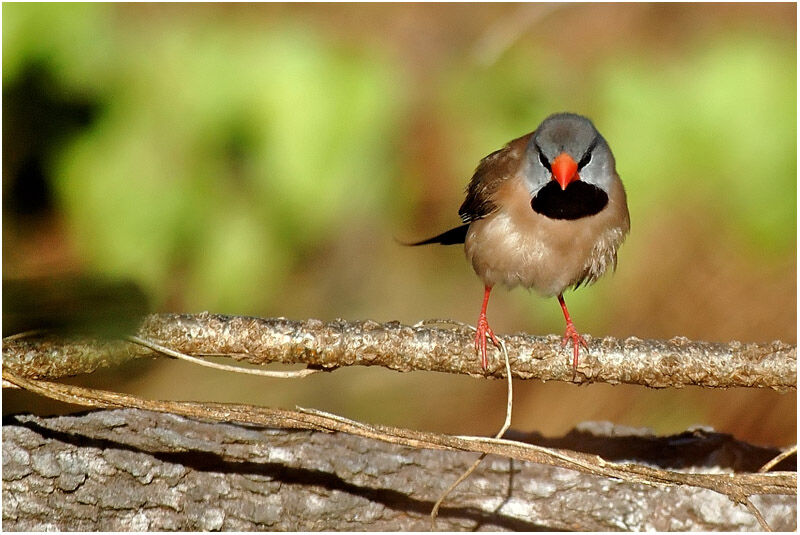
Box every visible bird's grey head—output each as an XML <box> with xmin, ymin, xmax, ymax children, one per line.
<box><xmin>523</xmin><ymin>112</ymin><xmax>616</xmax><ymax>195</ymax></box>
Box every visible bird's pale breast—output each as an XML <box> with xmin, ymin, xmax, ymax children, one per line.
<box><xmin>465</xmin><ymin>173</ymin><xmax>629</xmax><ymax>296</ymax></box>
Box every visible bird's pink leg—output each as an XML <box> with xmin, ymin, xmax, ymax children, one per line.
<box><xmin>557</xmin><ymin>293</ymin><xmax>589</xmax><ymax>375</ymax></box>
<box><xmin>475</xmin><ymin>285</ymin><xmax>500</xmax><ymax>370</ymax></box>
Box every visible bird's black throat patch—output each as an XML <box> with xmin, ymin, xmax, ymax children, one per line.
<box><xmin>531</xmin><ymin>181</ymin><xmax>608</xmax><ymax>220</ymax></box>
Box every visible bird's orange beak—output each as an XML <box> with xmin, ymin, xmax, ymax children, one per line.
<box><xmin>551</xmin><ymin>153</ymin><xmax>579</xmax><ymax>190</ymax></box>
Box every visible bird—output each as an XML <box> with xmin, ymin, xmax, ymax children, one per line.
<box><xmin>411</xmin><ymin>112</ymin><xmax>630</xmax><ymax>374</ymax></box>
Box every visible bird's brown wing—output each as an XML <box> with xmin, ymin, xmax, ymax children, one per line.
<box><xmin>458</xmin><ymin>132</ymin><xmax>532</xmax><ymax>223</ymax></box>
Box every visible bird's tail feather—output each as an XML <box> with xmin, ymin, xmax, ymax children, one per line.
<box><xmin>405</xmin><ymin>224</ymin><xmax>469</xmax><ymax>246</ymax></box>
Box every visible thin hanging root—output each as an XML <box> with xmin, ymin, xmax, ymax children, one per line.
<box><xmin>758</xmin><ymin>444</ymin><xmax>797</xmax><ymax>473</ymax></box>
<box><xmin>742</xmin><ymin>496</ymin><xmax>773</xmax><ymax>531</ymax></box>
<box><xmin>127</xmin><ymin>336</ymin><xmax>320</xmax><ymax>379</ymax></box>
<box><xmin>430</xmin><ymin>337</ymin><xmax>513</xmax><ymax>529</ymax></box>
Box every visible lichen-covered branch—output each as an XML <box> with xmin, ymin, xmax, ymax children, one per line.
<box><xmin>3</xmin><ymin>409</ymin><xmax>796</xmax><ymax>531</ymax></box>
<box><xmin>3</xmin><ymin>313</ymin><xmax>796</xmax><ymax>389</ymax></box>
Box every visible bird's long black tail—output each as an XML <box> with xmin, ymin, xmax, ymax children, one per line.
<box><xmin>405</xmin><ymin>224</ymin><xmax>469</xmax><ymax>246</ymax></box>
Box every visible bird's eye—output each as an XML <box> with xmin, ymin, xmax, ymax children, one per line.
<box><xmin>538</xmin><ymin>148</ymin><xmax>551</xmax><ymax>171</ymax></box>
<box><xmin>577</xmin><ymin>150</ymin><xmax>592</xmax><ymax>170</ymax></box>
<box><xmin>578</xmin><ymin>137</ymin><xmax>598</xmax><ymax>170</ymax></box>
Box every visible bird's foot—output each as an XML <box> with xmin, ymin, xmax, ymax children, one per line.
<box><xmin>474</xmin><ymin>314</ymin><xmax>500</xmax><ymax>370</ymax></box>
<box><xmin>562</xmin><ymin>320</ymin><xmax>589</xmax><ymax>378</ymax></box>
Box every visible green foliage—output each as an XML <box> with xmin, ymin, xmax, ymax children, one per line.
<box><xmin>5</xmin><ymin>4</ymin><xmax>402</xmax><ymax>312</ymax></box>
<box><xmin>4</xmin><ymin>4</ymin><xmax>795</xmax><ymax>317</ymax></box>
<box><xmin>600</xmin><ymin>35</ymin><xmax>796</xmax><ymax>253</ymax></box>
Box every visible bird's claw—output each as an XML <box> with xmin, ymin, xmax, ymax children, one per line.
<box><xmin>474</xmin><ymin>315</ymin><xmax>499</xmax><ymax>370</ymax></box>
<box><xmin>562</xmin><ymin>321</ymin><xmax>589</xmax><ymax>377</ymax></box>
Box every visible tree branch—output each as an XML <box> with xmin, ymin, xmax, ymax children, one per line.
<box><xmin>3</xmin><ymin>408</ymin><xmax>795</xmax><ymax>531</ymax></box>
<box><xmin>3</xmin><ymin>313</ymin><xmax>796</xmax><ymax>389</ymax></box>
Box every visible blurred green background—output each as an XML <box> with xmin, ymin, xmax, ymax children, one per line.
<box><xmin>3</xmin><ymin>3</ymin><xmax>796</xmax><ymax>447</ymax></box>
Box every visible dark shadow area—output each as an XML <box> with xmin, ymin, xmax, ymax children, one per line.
<box><xmin>2</xmin><ymin>277</ymin><xmax>149</xmax><ymax>337</ymax></box>
<box><xmin>505</xmin><ymin>424</ymin><xmax>796</xmax><ymax>472</ymax></box>
<box><xmin>3</xmin><ymin>61</ymin><xmax>99</xmax><ymax>223</ymax></box>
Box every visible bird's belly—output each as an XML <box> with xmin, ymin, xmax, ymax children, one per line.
<box><xmin>464</xmin><ymin>211</ymin><xmax>618</xmax><ymax>296</ymax></box>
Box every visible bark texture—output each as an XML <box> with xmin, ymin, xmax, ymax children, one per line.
<box><xmin>3</xmin><ymin>313</ymin><xmax>796</xmax><ymax>389</ymax></box>
<box><xmin>3</xmin><ymin>409</ymin><xmax>796</xmax><ymax>531</ymax></box>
